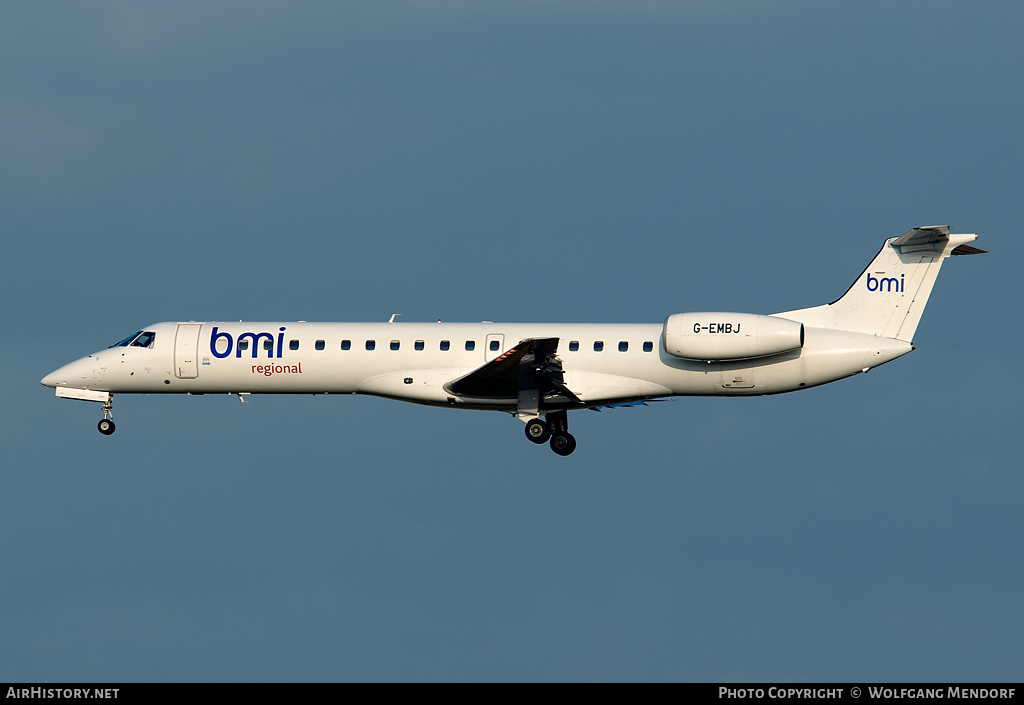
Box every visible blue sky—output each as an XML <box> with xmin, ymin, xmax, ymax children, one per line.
<box><xmin>2</xmin><ymin>1</ymin><xmax>1021</xmax><ymax>681</ymax></box>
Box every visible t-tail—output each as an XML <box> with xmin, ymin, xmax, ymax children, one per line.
<box><xmin>776</xmin><ymin>225</ymin><xmax>985</xmax><ymax>342</ymax></box>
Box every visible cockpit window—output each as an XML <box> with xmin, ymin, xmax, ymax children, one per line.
<box><xmin>109</xmin><ymin>330</ymin><xmax>156</xmax><ymax>348</ymax></box>
<box><xmin>110</xmin><ymin>331</ymin><xmax>143</xmax><ymax>348</ymax></box>
<box><xmin>131</xmin><ymin>331</ymin><xmax>156</xmax><ymax>348</ymax></box>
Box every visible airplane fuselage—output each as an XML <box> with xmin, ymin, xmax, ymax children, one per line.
<box><xmin>42</xmin><ymin>320</ymin><xmax>911</xmax><ymax>409</ymax></box>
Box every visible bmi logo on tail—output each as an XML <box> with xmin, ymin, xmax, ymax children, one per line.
<box><xmin>866</xmin><ymin>273</ymin><xmax>904</xmax><ymax>293</ymax></box>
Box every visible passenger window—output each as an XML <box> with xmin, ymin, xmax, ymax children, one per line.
<box><xmin>264</xmin><ymin>340</ymin><xmax>273</xmax><ymax>351</ymax></box>
<box><xmin>341</xmin><ymin>340</ymin><xmax>351</xmax><ymax>350</ymax></box>
<box><xmin>289</xmin><ymin>340</ymin><xmax>299</xmax><ymax>351</ymax></box>
<box><xmin>569</xmin><ymin>341</ymin><xmax>579</xmax><ymax>352</ymax></box>
<box><xmin>465</xmin><ymin>341</ymin><xmax>476</xmax><ymax>351</ymax></box>
<box><xmin>390</xmin><ymin>340</ymin><xmax>400</xmax><ymax>351</ymax></box>
<box><xmin>315</xmin><ymin>340</ymin><xmax>325</xmax><ymax>351</ymax></box>
<box><xmin>131</xmin><ymin>331</ymin><xmax>156</xmax><ymax>348</ymax></box>
<box><xmin>489</xmin><ymin>340</ymin><xmax>500</xmax><ymax>352</ymax></box>
<box><xmin>238</xmin><ymin>340</ymin><xmax>250</xmax><ymax>351</ymax></box>
<box><xmin>643</xmin><ymin>341</ymin><xmax>653</xmax><ymax>352</ymax></box>
<box><xmin>366</xmin><ymin>340</ymin><xmax>376</xmax><ymax>350</ymax></box>
<box><xmin>618</xmin><ymin>341</ymin><xmax>628</xmax><ymax>352</ymax></box>
<box><xmin>594</xmin><ymin>341</ymin><xmax>604</xmax><ymax>352</ymax></box>
<box><xmin>415</xmin><ymin>341</ymin><xmax>424</xmax><ymax>351</ymax></box>
<box><xmin>440</xmin><ymin>340</ymin><xmax>450</xmax><ymax>351</ymax></box>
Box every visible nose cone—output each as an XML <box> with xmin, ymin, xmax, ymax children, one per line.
<box><xmin>41</xmin><ymin>355</ymin><xmax>104</xmax><ymax>389</ymax></box>
<box><xmin>41</xmin><ymin>360</ymin><xmax>80</xmax><ymax>388</ymax></box>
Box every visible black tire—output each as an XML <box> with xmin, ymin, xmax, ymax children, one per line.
<box><xmin>524</xmin><ymin>418</ymin><xmax>551</xmax><ymax>444</ymax></box>
<box><xmin>98</xmin><ymin>419</ymin><xmax>116</xmax><ymax>436</ymax></box>
<box><xmin>549</xmin><ymin>432</ymin><xmax>576</xmax><ymax>456</ymax></box>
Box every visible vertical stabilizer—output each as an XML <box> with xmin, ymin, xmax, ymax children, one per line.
<box><xmin>775</xmin><ymin>226</ymin><xmax>983</xmax><ymax>342</ymax></box>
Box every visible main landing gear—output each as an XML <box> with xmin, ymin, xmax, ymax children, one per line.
<box><xmin>97</xmin><ymin>396</ymin><xmax>115</xmax><ymax>436</ymax></box>
<box><xmin>524</xmin><ymin>410</ymin><xmax>576</xmax><ymax>456</ymax></box>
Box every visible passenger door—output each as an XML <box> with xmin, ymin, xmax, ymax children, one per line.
<box><xmin>174</xmin><ymin>324</ymin><xmax>203</xmax><ymax>379</ymax></box>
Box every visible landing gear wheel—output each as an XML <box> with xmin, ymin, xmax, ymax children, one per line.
<box><xmin>97</xmin><ymin>394</ymin><xmax>115</xmax><ymax>435</ymax></box>
<box><xmin>549</xmin><ymin>432</ymin><xmax>576</xmax><ymax>456</ymax></box>
<box><xmin>525</xmin><ymin>418</ymin><xmax>551</xmax><ymax>444</ymax></box>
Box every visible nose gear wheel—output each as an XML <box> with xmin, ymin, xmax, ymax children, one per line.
<box><xmin>97</xmin><ymin>395</ymin><xmax>115</xmax><ymax>435</ymax></box>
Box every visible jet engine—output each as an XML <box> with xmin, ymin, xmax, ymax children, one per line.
<box><xmin>663</xmin><ymin>312</ymin><xmax>804</xmax><ymax>361</ymax></box>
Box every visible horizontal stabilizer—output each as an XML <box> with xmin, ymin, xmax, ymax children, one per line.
<box><xmin>890</xmin><ymin>225</ymin><xmax>950</xmax><ymax>249</ymax></box>
<box><xmin>952</xmin><ymin>243</ymin><xmax>987</xmax><ymax>255</ymax></box>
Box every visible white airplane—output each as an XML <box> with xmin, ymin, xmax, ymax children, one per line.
<box><xmin>42</xmin><ymin>226</ymin><xmax>983</xmax><ymax>455</ymax></box>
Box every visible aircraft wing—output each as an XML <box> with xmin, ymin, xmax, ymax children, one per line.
<box><xmin>443</xmin><ymin>337</ymin><xmax>582</xmax><ymax>402</ymax></box>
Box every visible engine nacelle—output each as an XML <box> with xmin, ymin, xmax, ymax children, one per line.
<box><xmin>663</xmin><ymin>312</ymin><xmax>804</xmax><ymax>361</ymax></box>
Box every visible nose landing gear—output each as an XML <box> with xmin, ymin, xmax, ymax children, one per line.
<box><xmin>97</xmin><ymin>396</ymin><xmax>115</xmax><ymax>435</ymax></box>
